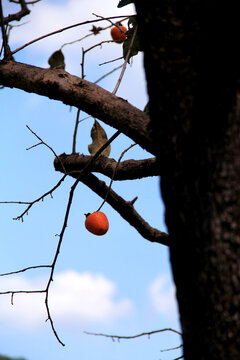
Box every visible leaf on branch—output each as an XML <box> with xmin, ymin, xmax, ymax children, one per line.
<box><xmin>48</xmin><ymin>50</ymin><xmax>65</xmax><ymax>70</ymax></box>
<box><xmin>90</xmin><ymin>25</ymin><xmax>103</xmax><ymax>35</ymax></box>
<box><xmin>88</xmin><ymin>120</ymin><xmax>111</xmax><ymax>157</ymax></box>
<box><xmin>123</xmin><ymin>17</ymin><xmax>142</xmax><ymax>62</ymax></box>
<box><xmin>117</xmin><ymin>0</ymin><xmax>134</xmax><ymax>8</ymax></box>
<box><xmin>144</xmin><ymin>102</ymin><xmax>149</xmax><ymax>115</ymax></box>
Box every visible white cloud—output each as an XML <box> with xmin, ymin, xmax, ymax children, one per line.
<box><xmin>49</xmin><ymin>270</ymin><xmax>133</xmax><ymax>325</ymax></box>
<box><xmin>0</xmin><ymin>270</ymin><xmax>133</xmax><ymax>330</ymax></box>
<box><xmin>149</xmin><ymin>274</ymin><xmax>178</xmax><ymax>318</ymax></box>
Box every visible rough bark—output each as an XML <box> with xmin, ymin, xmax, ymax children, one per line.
<box><xmin>54</xmin><ymin>153</ymin><xmax>159</xmax><ymax>180</ymax></box>
<box><xmin>0</xmin><ymin>60</ymin><xmax>154</xmax><ymax>154</ymax></box>
<box><xmin>135</xmin><ymin>0</ymin><xmax>240</xmax><ymax>358</ymax></box>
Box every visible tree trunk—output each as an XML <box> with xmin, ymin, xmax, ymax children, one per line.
<box><xmin>135</xmin><ymin>1</ymin><xmax>240</xmax><ymax>358</ymax></box>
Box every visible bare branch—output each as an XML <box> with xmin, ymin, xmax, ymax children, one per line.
<box><xmin>0</xmin><ymin>289</ymin><xmax>45</xmax><ymax>295</ymax></box>
<box><xmin>3</xmin><ymin>0</ymin><xmax>30</xmax><ymax>25</ymax></box>
<box><xmin>54</xmin><ymin>153</ymin><xmax>160</xmax><ymax>180</ymax></box>
<box><xmin>84</xmin><ymin>328</ymin><xmax>182</xmax><ymax>340</ymax></box>
<box><xmin>0</xmin><ymin>61</ymin><xmax>154</xmax><ymax>154</ymax></box>
<box><xmin>0</xmin><ymin>200</ymin><xmax>31</xmax><ymax>204</ymax></box>
<box><xmin>96</xmin><ymin>143</ymin><xmax>136</xmax><ymax>212</ymax></box>
<box><xmin>95</xmin><ymin>64</ymin><xmax>123</xmax><ymax>83</ymax></box>
<box><xmin>72</xmin><ymin>108</ymin><xmax>80</xmax><ymax>154</ymax></box>
<box><xmin>160</xmin><ymin>344</ymin><xmax>183</xmax><ymax>353</ymax></box>
<box><xmin>112</xmin><ymin>24</ymin><xmax>138</xmax><ymax>95</ymax></box>
<box><xmin>12</xmin><ymin>174</ymin><xmax>67</xmax><ymax>221</ymax></box>
<box><xmin>0</xmin><ymin>0</ymin><xmax>13</xmax><ymax>58</ymax></box>
<box><xmin>0</xmin><ymin>265</ymin><xmax>51</xmax><ymax>277</ymax></box>
<box><xmin>77</xmin><ymin>172</ymin><xmax>169</xmax><ymax>246</ymax></box>
<box><xmin>11</xmin><ymin>16</ymin><xmax>134</xmax><ymax>55</ymax></box>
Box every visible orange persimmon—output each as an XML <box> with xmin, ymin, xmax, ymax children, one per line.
<box><xmin>110</xmin><ymin>24</ymin><xmax>127</xmax><ymax>43</ymax></box>
<box><xmin>85</xmin><ymin>211</ymin><xmax>109</xmax><ymax>236</ymax></box>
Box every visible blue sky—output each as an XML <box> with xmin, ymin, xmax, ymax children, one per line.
<box><xmin>0</xmin><ymin>1</ymin><xmax>182</xmax><ymax>359</ymax></box>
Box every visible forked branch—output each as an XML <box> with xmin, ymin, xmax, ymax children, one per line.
<box><xmin>54</xmin><ymin>153</ymin><xmax>160</xmax><ymax>180</ymax></box>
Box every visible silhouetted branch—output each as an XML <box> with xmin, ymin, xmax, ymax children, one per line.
<box><xmin>11</xmin><ymin>16</ymin><xmax>134</xmax><ymax>55</ymax></box>
<box><xmin>4</xmin><ymin>0</ymin><xmax>30</xmax><ymax>25</ymax></box>
<box><xmin>12</xmin><ymin>174</ymin><xmax>66</xmax><ymax>221</ymax></box>
<box><xmin>54</xmin><ymin>153</ymin><xmax>160</xmax><ymax>180</ymax></box>
<box><xmin>0</xmin><ymin>61</ymin><xmax>154</xmax><ymax>155</ymax></box>
<box><xmin>84</xmin><ymin>328</ymin><xmax>182</xmax><ymax>340</ymax></box>
<box><xmin>0</xmin><ymin>265</ymin><xmax>51</xmax><ymax>277</ymax></box>
<box><xmin>78</xmin><ymin>172</ymin><xmax>169</xmax><ymax>245</ymax></box>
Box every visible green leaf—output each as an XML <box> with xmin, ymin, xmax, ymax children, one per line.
<box><xmin>48</xmin><ymin>50</ymin><xmax>65</xmax><ymax>69</ymax></box>
<box><xmin>123</xmin><ymin>17</ymin><xmax>143</xmax><ymax>62</ymax></box>
<box><xmin>88</xmin><ymin>120</ymin><xmax>111</xmax><ymax>157</ymax></box>
<box><xmin>117</xmin><ymin>0</ymin><xmax>134</xmax><ymax>8</ymax></box>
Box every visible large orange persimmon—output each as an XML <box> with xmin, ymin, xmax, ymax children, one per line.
<box><xmin>110</xmin><ymin>24</ymin><xmax>127</xmax><ymax>43</ymax></box>
<box><xmin>85</xmin><ymin>211</ymin><xmax>109</xmax><ymax>236</ymax></box>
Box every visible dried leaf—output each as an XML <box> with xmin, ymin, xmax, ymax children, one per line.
<box><xmin>144</xmin><ymin>102</ymin><xmax>150</xmax><ymax>115</ymax></box>
<box><xmin>118</xmin><ymin>0</ymin><xmax>134</xmax><ymax>7</ymax></box>
<box><xmin>48</xmin><ymin>50</ymin><xmax>65</xmax><ymax>69</ymax></box>
<box><xmin>123</xmin><ymin>17</ymin><xmax>142</xmax><ymax>62</ymax></box>
<box><xmin>88</xmin><ymin>120</ymin><xmax>111</xmax><ymax>157</ymax></box>
<box><xmin>90</xmin><ymin>25</ymin><xmax>103</xmax><ymax>35</ymax></box>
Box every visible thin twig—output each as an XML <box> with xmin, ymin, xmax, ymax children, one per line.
<box><xmin>60</xmin><ymin>23</ymin><xmax>114</xmax><ymax>50</ymax></box>
<box><xmin>26</xmin><ymin>125</ymin><xmax>59</xmax><ymax>158</ymax></box>
<box><xmin>44</xmin><ymin>172</ymin><xmax>82</xmax><ymax>347</ymax></box>
<box><xmin>0</xmin><ymin>201</ymin><xmax>31</xmax><ymax>204</ymax></box>
<box><xmin>11</xmin><ymin>15</ymin><xmax>134</xmax><ymax>55</ymax></box>
<box><xmin>0</xmin><ymin>289</ymin><xmax>45</xmax><ymax>295</ymax></box>
<box><xmin>72</xmin><ymin>108</ymin><xmax>80</xmax><ymax>153</ymax></box>
<box><xmin>84</xmin><ymin>328</ymin><xmax>182</xmax><ymax>340</ymax></box>
<box><xmin>160</xmin><ymin>344</ymin><xmax>183</xmax><ymax>353</ymax></box>
<box><xmin>95</xmin><ymin>64</ymin><xmax>123</xmax><ymax>84</ymax></box>
<box><xmin>0</xmin><ymin>265</ymin><xmax>51</xmax><ymax>277</ymax></box>
<box><xmin>0</xmin><ymin>0</ymin><xmax>12</xmax><ymax>58</ymax></box>
<box><xmin>112</xmin><ymin>24</ymin><xmax>138</xmax><ymax>95</ymax></box>
<box><xmin>96</xmin><ymin>143</ymin><xmax>136</xmax><ymax>212</ymax></box>
<box><xmin>13</xmin><ymin>174</ymin><xmax>67</xmax><ymax>221</ymax></box>
<box><xmin>99</xmin><ymin>56</ymin><xmax>124</xmax><ymax>66</ymax></box>
<box><xmin>3</xmin><ymin>0</ymin><xmax>30</xmax><ymax>25</ymax></box>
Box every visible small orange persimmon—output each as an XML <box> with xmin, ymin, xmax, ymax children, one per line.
<box><xmin>85</xmin><ymin>211</ymin><xmax>109</xmax><ymax>236</ymax></box>
<box><xmin>110</xmin><ymin>24</ymin><xmax>127</xmax><ymax>43</ymax></box>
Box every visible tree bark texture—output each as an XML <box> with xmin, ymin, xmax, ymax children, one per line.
<box><xmin>135</xmin><ymin>0</ymin><xmax>240</xmax><ymax>358</ymax></box>
<box><xmin>0</xmin><ymin>60</ymin><xmax>153</xmax><ymax>154</ymax></box>
<box><xmin>54</xmin><ymin>153</ymin><xmax>159</xmax><ymax>180</ymax></box>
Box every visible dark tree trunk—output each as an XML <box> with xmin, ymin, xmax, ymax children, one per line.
<box><xmin>135</xmin><ymin>1</ymin><xmax>240</xmax><ymax>358</ymax></box>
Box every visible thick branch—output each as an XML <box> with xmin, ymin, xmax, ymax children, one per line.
<box><xmin>54</xmin><ymin>153</ymin><xmax>160</xmax><ymax>180</ymax></box>
<box><xmin>75</xmin><ymin>171</ymin><xmax>169</xmax><ymax>245</ymax></box>
<box><xmin>0</xmin><ymin>60</ymin><xmax>155</xmax><ymax>154</ymax></box>
<box><xmin>3</xmin><ymin>0</ymin><xmax>30</xmax><ymax>24</ymax></box>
